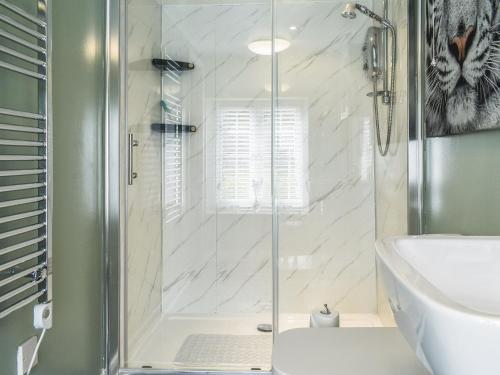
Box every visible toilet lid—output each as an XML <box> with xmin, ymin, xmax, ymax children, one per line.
<box><xmin>272</xmin><ymin>328</ymin><xmax>429</xmax><ymax>375</ymax></box>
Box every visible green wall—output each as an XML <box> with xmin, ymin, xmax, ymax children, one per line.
<box><xmin>424</xmin><ymin>130</ymin><xmax>500</xmax><ymax>235</ymax></box>
<box><xmin>0</xmin><ymin>0</ymin><xmax>105</xmax><ymax>374</ymax></box>
<box><xmin>0</xmin><ymin>2</ymin><xmax>43</xmax><ymax>374</ymax></box>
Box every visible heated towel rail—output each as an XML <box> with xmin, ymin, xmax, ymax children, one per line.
<box><xmin>0</xmin><ymin>0</ymin><xmax>51</xmax><ymax>320</ymax></box>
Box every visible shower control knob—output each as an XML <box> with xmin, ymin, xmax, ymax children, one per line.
<box><xmin>132</xmin><ymin>172</ymin><xmax>138</xmax><ymax>179</ymax></box>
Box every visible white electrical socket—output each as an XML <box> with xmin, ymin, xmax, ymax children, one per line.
<box><xmin>17</xmin><ymin>336</ymin><xmax>38</xmax><ymax>375</ymax></box>
<box><xmin>33</xmin><ymin>302</ymin><xmax>52</xmax><ymax>329</ymax></box>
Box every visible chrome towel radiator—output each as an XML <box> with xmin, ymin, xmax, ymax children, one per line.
<box><xmin>0</xmin><ymin>0</ymin><xmax>51</xmax><ymax>320</ymax></box>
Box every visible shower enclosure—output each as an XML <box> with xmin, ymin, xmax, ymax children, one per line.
<box><xmin>105</xmin><ymin>0</ymin><xmax>410</xmax><ymax>372</ymax></box>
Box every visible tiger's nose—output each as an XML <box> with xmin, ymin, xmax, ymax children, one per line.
<box><xmin>450</xmin><ymin>26</ymin><xmax>475</xmax><ymax>64</ymax></box>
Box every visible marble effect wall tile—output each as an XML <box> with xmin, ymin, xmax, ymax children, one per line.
<box><xmin>160</xmin><ymin>3</ymin><xmax>274</xmax><ymax>315</ymax></box>
<box><xmin>126</xmin><ymin>2</ymin><xmax>163</xmax><ymax>354</ymax></box>
<box><xmin>373</xmin><ymin>0</ymin><xmax>408</xmax><ymax>326</ymax></box>
<box><xmin>159</xmin><ymin>1</ymin><xmax>380</xmax><ymax>316</ymax></box>
<box><xmin>275</xmin><ymin>2</ymin><xmax>377</xmax><ymax>314</ymax></box>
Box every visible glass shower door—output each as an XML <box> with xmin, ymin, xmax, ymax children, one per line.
<box><xmin>124</xmin><ymin>0</ymin><xmax>274</xmax><ymax>371</ymax></box>
<box><xmin>120</xmin><ymin>0</ymin><xmax>408</xmax><ymax>371</ymax></box>
<box><xmin>124</xmin><ymin>0</ymin><xmax>164</xmax><ymax>368</ymax></box>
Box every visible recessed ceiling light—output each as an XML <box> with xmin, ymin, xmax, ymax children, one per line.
<box><xmin>289</xmin><ymin>25</ymin><xmax>297</xmax><ymax>30</ymax></box>
<box><xmin>248</xmin><ymin>38</ymin><xmax>290</xmax><ymax>55</ymax></box>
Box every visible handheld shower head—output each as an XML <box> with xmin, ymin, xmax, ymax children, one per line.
<box><xmin>341</xmin><ymin>2</ymin><xmax>397</xmax><ymax>157</ymax></box>
<box><xmin>341</xmin><ymin>3</ymin><xmax>357</xmax><ymax>19</ymax></box>
<box><xmin>341</xmin><ymin>3</ymin><xmax>393</xmax><ymax>29</ymax></box>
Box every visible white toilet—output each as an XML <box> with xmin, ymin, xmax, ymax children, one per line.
<box><xmin>272</xmin><ymin>328</ymin><xmax>429</xmax><ymax>375</ymax></box>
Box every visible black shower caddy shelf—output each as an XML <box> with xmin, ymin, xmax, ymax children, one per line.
<box><xmin>152</xmin><ymin>58</ymin><xmax>195</xmax><ymax>72</ymax></box>
<box><xmin>151</xmin><ymin>123</ymin><xmax>197</xmax><ymax>133</ymax></box>
<box><xmin>151</xmin><ymin>58</ymin><xmax>196</xmax><ymax>133</ymax></box>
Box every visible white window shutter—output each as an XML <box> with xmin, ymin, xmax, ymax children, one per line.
<box><xmin>217</xmin><ymin>100</ymin><xmax>308</xmax><ymax>213</ymax></box>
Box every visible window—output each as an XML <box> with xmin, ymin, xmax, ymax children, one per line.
<box><xmin>216</xmin><ymin>100</ymin><xmax>308</xmax><ymax>213</ymax></box>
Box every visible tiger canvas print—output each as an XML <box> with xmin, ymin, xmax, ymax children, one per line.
<box><xmin>426</xmin><ymin>0</ymin><xmax>500</xmax><ymax>137</ymax></box>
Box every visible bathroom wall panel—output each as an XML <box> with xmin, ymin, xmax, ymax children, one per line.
<box><xmin>373</xmin><ymin>0</ymin><xmax>408</xmax><ymax>326</ymax></box>
<box><xmin>160</xmin><ymin>3</ymin><xmax>273</xmax><ymax>315</ymax></box>
<box><xmin>157</xmin><ymin>0</ymin><xmax>382</xmax><ymax>316</ymax></box>
<box><xmin>275</xmin><ymin>1</ymin><xmax>377</xmax><ymax>315</ymax></box>
<box><xmin>211</xmin><ymin>3</ymin><xmax>274</xmax><ymax>314</ymax></box>
<box><xmin>126</xmin><ymin>1</ymin><xmax>163</xmax><ymax>354</ymax></box>
<box><xmin>160</xmin><ymin>4</ymin><xmax>218</xmax><ymax>314</ymax></box>
<box><xmin>373</xmin><ymin>0</ymin><xmax>408</xmax><ymax>242</ymax></box>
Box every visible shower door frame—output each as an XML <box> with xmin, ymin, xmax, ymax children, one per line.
<box><xmin>102</xmin><ymin>0</ymin><xmax>426</xmax><ymax>374</ymax></box>
<box><xmin>407</xmin><ymin>0</ymin><xmax>426</xmax><ymax>235</ymax></box>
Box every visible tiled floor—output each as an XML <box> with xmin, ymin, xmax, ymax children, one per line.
<box><xmin>126</xmin><ymin>313</ymin><xmax>384</xmax><ymax>371</ymax></box>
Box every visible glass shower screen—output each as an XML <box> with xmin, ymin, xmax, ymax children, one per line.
<box><xmin>124</xmin><ymin>0</ymin><xmax>274</xmax><ymax>371</ymax></box>
<box><xmin>122</xmin><ymin>0</ymin><xmax>384</xmax><ymax>371</ymax></box>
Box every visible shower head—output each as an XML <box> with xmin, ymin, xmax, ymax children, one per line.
<box><xmin>341</xmin><ymin>3</ymin><xmax>357</xmax><ymax>19</ymax></box>
<box><xmin>341</xmin><ymin>3</ymin><xmax>393</xmax><ymax>29</ymax></box>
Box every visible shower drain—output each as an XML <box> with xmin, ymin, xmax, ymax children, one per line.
<box><xmin>257</xmin><ymin>323</ymin><xmax>272</xmax><ymax>333</ymax></box>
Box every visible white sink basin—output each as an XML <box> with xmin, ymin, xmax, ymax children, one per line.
<box><xmin>375</xmin><ymin>236</ymin><xmax>500</xmax><ymax>375</ymax></box>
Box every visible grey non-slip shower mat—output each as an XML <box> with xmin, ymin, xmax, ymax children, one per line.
<box><xmin>174</xmin><ymin>333</ymin><xmax>272</xmax><ymax>370</ymax></box>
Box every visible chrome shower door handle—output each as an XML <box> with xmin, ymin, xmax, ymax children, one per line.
<box><xmin>128</xmin><ymin>133</ymin><xmax>139</xmax><ymax>185</ymax></box>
